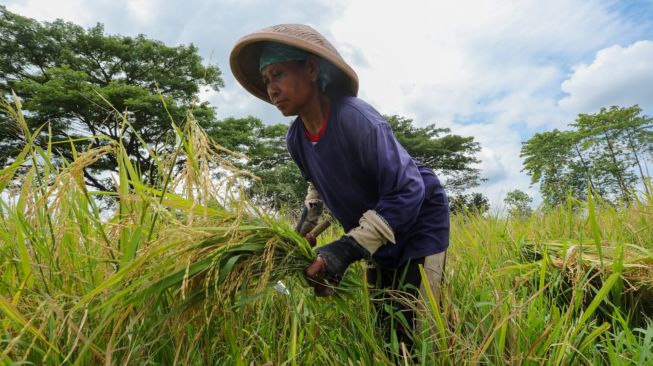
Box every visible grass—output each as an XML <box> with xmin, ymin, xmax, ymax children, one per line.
<box><xmin>1</xmin><ymin>97</ymin><xmax>652</xmax><ymax>365</ymax></box>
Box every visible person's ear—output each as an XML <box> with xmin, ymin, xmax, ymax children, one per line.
<box><xmin>305</xmin><ymin>56</ymin><xmax>320</xmax><ymax>83</ymax></box>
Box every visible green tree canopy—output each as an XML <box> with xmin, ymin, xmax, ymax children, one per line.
<box><xmin>504</xmin><ymin>189</ymin><xmax>533</xmax><ymax>218</ymax></box>
<box><xmin>521</xmin><ymin>129</ymin><xmax>586</xmax><ymax>206</ymax></box>
<box><xmin>521</xmin><ymin>105</ymin><xmax>652</xmax><ymax>206</ymax></box>
<box><xmin>571</xmin><ymin>105</ymin><xmax>650</xmax><ymax>200</ymax></box>
<box><xmin>0</xmin><ymin>7</ymin><xmax>223</xmax><ymax>190</ymax></box>
<box><xmin>449</xmin><ymin>192</ymin><xmax>489</xmax><ymax>215</ymax></box>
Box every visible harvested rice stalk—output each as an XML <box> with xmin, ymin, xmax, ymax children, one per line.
<box><xmin>83</xmin><ymin>210</ymin><xmax>347</xmax><ymax>317</ymax></box>
<box><xmin>522</xmin><ymin>240</ymin><xmax>653</xmax><ymax>290</ymax></box>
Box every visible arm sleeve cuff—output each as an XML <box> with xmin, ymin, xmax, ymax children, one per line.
<box><xmin>346</xmin><ymin>210</ymin><xmax>395</xmax><ymax>254</ymax></box>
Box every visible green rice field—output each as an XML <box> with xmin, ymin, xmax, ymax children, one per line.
<box><xmin>1</xmin><ymin>98</ymin><xmax>652</xmax><ymax>365</ymax></box>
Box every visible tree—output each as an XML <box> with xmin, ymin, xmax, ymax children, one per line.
<box><xmin>449</xmin><ymin>192</ymin><xmax>489</xmax><ymax>215</ymax></box>
<box><xmin>0</xmin><ymin>7</ymin><xmax>223</xmax><ymax>190</ymax></box>
<box><xmin>504</xmin><ymin>189</ymin><xmax>532</xmax><ymax>218</ymax></box>
<box><xmin>521</xmin><ymin>105</ymin><xmax>652</xmax><ymax>206</ymax></box>
<box><xmin>521</xmin><ymin>129</ymin><xmax>591</xmax><ymax>206</ymax></box>
<box><xmin>385</xmin><ymin>115</ymin><xmax>484</xmax><ymax>194</ymax></box>
<box><xmin>571</xmin><ymin>106</ymin><xmax>641</xmax><ymax>201</ymax></box>
<box><xmin>598</xmin><ymin>106</ymin><xmax>652</xmax><ymax>195</ymax></box>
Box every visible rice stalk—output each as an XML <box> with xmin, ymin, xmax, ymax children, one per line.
<box><xmin>523</xmin><ymin>241</ymin><xmax>653</xmax><ymax>291</ymax></box>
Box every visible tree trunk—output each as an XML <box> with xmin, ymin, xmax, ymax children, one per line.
<box><xmin>625</xmin><ymin>128</ymin><xmax>651</xmax><ymax>195</ymax></box>
<box><xmin>573</xmin><ymin>144</ymin><xmax>599</xmax><ymax>197</ymax></box>
<box><xmin>602</xmin><ymin>130</ymin><xmax>630</xmax><ymax>200</ymax></box>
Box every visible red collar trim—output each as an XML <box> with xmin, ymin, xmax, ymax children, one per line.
<box><xmin>304</xmin><ymin>106</ymin><xmax>330</xmax><ymax>142</ymax></box>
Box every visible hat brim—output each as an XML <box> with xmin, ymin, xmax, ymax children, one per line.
<box><xmin>230</xmin><ymin>25</ymin><xmax>359</xmax><ymax>104</ymax></box>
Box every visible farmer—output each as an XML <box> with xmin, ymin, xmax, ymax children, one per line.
<box><xmin>230</xmin><ymin>24</ymin><xmax>450</xmax><ymax>347</ymax></box>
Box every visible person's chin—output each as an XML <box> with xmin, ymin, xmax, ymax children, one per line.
<box><xmin>277</xmin><ymin>106</ymin><xmax>297</xmax><ymax>117</ymax></box>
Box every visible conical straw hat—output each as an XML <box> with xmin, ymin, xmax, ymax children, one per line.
<box><xmin>230</xmin><ymin>24</ymin><xmax>359</xmax><ymax>104</ymax></box>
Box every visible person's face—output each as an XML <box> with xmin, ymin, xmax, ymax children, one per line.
<box><xmin>261</xmin><ymin>60</ymin><xmax>318</xmax><ymax>116</ymax></box>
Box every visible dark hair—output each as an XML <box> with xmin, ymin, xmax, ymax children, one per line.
<box><xmin>319</xmin><ymin>58</ymin><xmax>350</xmax><ymax>97</ymax></box>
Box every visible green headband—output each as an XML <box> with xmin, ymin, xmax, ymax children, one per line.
<box><xmin>258</xmin><ymin>42</ymin><xmax>333</xmax><ymax>92</ymax></box>
<box><xmin>259</xmin><ymin>42</ymin><xmax>309</xmax><ymax>71</ymax></box>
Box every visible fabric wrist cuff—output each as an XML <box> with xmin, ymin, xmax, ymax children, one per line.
<box><xmin>346</xmin><ymin>210</ymin><xmax>395</xmax><ymax>255</ymax></box>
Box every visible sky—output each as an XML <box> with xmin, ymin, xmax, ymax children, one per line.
<box><xmin>5</xmin><ymin>0</ymin><xmax>653</xmax><ymax>209</ymax></box>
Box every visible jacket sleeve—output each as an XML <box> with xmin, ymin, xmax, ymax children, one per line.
<box><xmin>360</xmin><ymin>122</ymin><xmax>425</xmax><ymax>232</ymax></box>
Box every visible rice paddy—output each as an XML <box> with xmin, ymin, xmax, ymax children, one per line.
<box><xmin>1</xmin><ymin>98</ymin><xmax>652</xmax><ymax>365</ymax></box>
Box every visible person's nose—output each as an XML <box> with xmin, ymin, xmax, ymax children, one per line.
<box><xmin>267</xmin><ymin>82</ymin><xmax>279</xmax><ymax>101</ymax></box>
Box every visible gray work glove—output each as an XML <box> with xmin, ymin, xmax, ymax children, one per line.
<box><xmin>303</xmin><ymin>236</ymin><xmax>370</xmax><ymax>296</ymax></box>
<box><xmin>295</xmin><ymin>182</ymin><xmax>323</xmax><ymax>236</ymax></box>
<box><xmin>295</xmin><ymin>200</ymin><xmax>324</xmax><ymax>236</ymax></box>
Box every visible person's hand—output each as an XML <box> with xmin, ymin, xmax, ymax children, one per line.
<box><xmin>303</xmin><ymin>232</ymin><xmax>317</xmax><ymax>247</ymax></box>
<box><xmin>302</xmin><ymin>220</ymin><xmax>331</xmax><ymax>247</ymax></box>
<box><xmin>303</xmin><ymin>255</ymin><xmax>335</xmax><ymax>296</ymax></box>
<box><xmin>296</xmin><ymin>201</ymin><xmax>323</xmax><ymax>235</ymax></box>
<box><xmin>303</xmin><ymin>236</ymin><xmax>369</xmax><ymax>297</ymax></box>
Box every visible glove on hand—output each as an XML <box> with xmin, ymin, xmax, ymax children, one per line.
<box><xmin>304</xmin><ymin>236</ymin><xmax>370</xmax><ymax>296</ymax></box>
<box><xmin>295</xmin><ymin>200</ymin><xmax>324</xmax><ymax>236</ymax></box>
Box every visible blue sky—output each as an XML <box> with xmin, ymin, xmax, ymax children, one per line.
<box><xmin>5</xmin><ymin>0</ymin><xmax>653</xmax><ymax>209</ymax></box>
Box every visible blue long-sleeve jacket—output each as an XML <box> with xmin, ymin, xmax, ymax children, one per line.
<box><xmin>287</xmin><ymin>96</ymin><xmax>449</xmax><ymax>269</ymax></box>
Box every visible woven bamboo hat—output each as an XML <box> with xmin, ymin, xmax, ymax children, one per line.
<box><xmin>230</xmin><ymin>24</ymin><xmax>359</xmax><ymax>104</ymax></box>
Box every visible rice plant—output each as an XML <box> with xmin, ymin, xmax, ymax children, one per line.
<box><xmin>1</xmin><ymin>96</ymin><xmax>652</xmax><ymax>365</ymax></box>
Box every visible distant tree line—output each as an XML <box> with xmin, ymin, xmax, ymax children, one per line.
<box><xmin>521</xmin><ymin>105</ymin><xmax>652</xmax><ymax>207</ymax></box>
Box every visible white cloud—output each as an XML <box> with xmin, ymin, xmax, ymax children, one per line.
<box><xmin>559</xmin><ymin>40</ymin><xmax>653</xmax><ymax>113</ymax></box>
<box><xmin>5</xmin><ymin>0</ymin><xmax>94</xmax><ymax>24</ymax></box>
<box><xmin>329</xmin><ymin>0</ymin><xmax>634</xmax><ymax>126</ymax></box>
<box><xmin>126</xmin><ymin>0</ymin><xmax>157</xmax><ymax>26</ymax></box>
